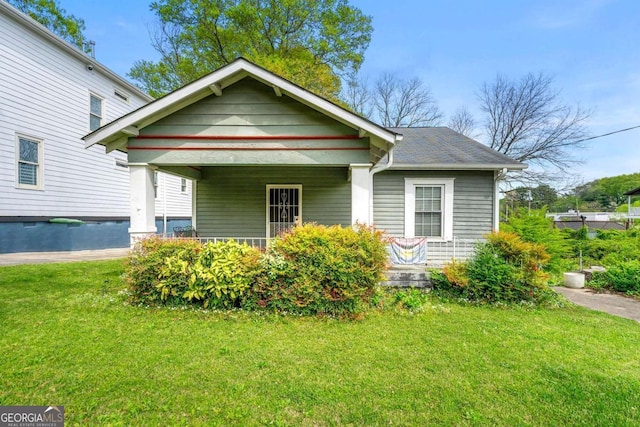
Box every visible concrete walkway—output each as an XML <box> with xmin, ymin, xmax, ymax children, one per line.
<box><xmin>0</xmin><ymin>248</ymin><xmax>130</xmax><ymax>266</ymax></box>
<box><xmin>553</xmin><ymin>286</ymin><xmax>640</xmax><ymax>323</ymax></box>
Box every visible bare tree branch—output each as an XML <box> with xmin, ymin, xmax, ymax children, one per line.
<box><xmin>372</xmin><ymin>72</ymin><xmax>443</xmax><ymax>127</ymax></box>
<box><xmin>342</xmin><ymin>71</ymin><xmax>373</xmax><ymax>118</ymax></box>
<box><xmin>448</xmin><ymin>106</ymin><xmax>479</xmax><ymax>139</ymax></box>
<box><xmin>479</xmin><ymin>72</ymin><xmax>591</xmax><ymax>181</ymax></box>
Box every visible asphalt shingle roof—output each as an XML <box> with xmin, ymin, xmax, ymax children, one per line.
<box><xmin>384</xmin><ymin>127</ymin><xmax>525</xmax><ymax>170</ymax></box>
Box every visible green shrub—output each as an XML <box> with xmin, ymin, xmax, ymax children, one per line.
<box><xmin>245</xmin><ymin>223</ymin><xmax>388</xmax><ymax>316</ymax></box>
<box><xmin>501</xmin><ymin>207</ymin><xmax>571</xmax><ymax>273</ymax></box>
<box><xmin>602</xmin><ymin>260</ymin><xmax>640</xmax><ymax>295</ymax></box>
<box><xmin>577</xmin><ymin>229</ymin><xmax>640</xmax><ymax>267</ymax></box>
<box><xmin>587</xmin><ymin>271</ymin><xmax>610</xmax><ymax>292</ymax></box>
<box><xmin>125</xmin><ymin>236</ymin><xmax>201</xmax><ymax>305</ymax></box>
<box><xmin>156</xmin><ymin>240</ymin><xmax>261</xmax><ymax>308</ymax></box>
<box><xmin>394</xmin><ymin>288</ymin><xmax>429</xmax><ymax>311</ymax></box>
<box><xmin>125</xmin><ymin>237</ymin><xmax>260</xmax><ymax>307</ymax></box>
<box><xmin>434</xmin><ymin>232</ymin><xmax>556</xmax><ymax>305</ymax></box>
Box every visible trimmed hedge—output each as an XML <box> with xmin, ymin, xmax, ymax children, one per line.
<box><xmin>589</xmin><ymin>261</ymin><xmax>640</xmax><ymax>296</ymax></box>
<box><xmin>432</xmin><ymin>231</ymin><xmax>557</xmax><ymax>305</ymax></box>
<box><xmin>125</xmin><ymin>236</ymin><xmax>201</xmax><ymax>305</ymax></box>
<box><xmin>124</xmin><ymin>224</ymin><xmax>389</xmax><ymax>316</ymax></box>
<box><xmin>244</xmin><ymin>223</ymin><xmax>388</xmax><ymax>316</ymax></box>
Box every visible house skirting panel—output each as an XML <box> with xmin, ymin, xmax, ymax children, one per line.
<box><xmin>0</xmin><ymin>217</ymin><xmax>191</xmax><ymax>254</ymax></box>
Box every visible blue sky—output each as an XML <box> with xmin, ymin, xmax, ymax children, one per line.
<box><xmin>63</xmin><ymin>0</ymin><xmax>640</xmax><ymax>185</ymax></box>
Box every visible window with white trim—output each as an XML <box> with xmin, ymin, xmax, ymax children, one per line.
<box><xmin>89</xmin><ymin>93</ymin><xmax>103</xmax><ymax>131</ymax></box>
<box><xmin>404</xmin><ymin>178</ymin><xmax>455</xmax><ymax>240</ymax></box>
<box><xmin>180</xmin><ymin>178</ymin><xmax>187</xmax><ymax>193</ymax></box>
<box><xmin>16</xmin><ymin>134</ymin><xmax>43</xmax><ymax>189</ymax></box>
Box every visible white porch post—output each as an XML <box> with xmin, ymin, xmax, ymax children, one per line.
<box><xmin>493</xmin><ymin>170</ymin><xmax>501</xmax><ymax>232</ymax></box>
<box><xmin>128</xmin><ymin>163</ymin><xmax>157</xmax><ymax>246</ymax></box>
<box><xmin>350</xmin><ymin>163</ymin><xmax>372</xmax><ymax>225</ymax></box>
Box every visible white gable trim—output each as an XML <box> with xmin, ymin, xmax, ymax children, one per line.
<box><xmin>83</xmin><ymin>58</ymin><xmax>400</xmax><ymax>149</ymax></box>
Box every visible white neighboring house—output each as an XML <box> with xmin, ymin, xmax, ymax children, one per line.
<box><xmin>0</xmin><ymin>1</ymin><xmax>192</xmax><ymax>253</ymax></box>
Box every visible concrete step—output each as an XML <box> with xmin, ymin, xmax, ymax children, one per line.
<box><xmin>383</xmin><ymin>266</ymin><xmax>432</xmax><ymax>288</ymax></box>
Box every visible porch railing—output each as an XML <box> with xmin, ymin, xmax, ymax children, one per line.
<box><xmin>388</xmin><ymin>237</ymin><xmax>478</xmax><ymax>267</ymax></box>
<box><xmin>165</xmin><ymin>236</ymin><xmax>271</xmax><ymax>251</ymax></box>
<box><xmin>164</xmin><ymin>234</ymin><xmax>478</xmax><ymax>265</ymax></box>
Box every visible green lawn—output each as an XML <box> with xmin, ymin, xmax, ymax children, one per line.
<box><xmin>1</xmin><ymin>260</ymin><xmax>639</xmax><ymax>426</ymax></box>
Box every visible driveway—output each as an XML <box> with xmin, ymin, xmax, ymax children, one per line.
<box><xmin>553</xmin><ymin>286</ymin><xmax>640</xmax><ymax>323</ymax></box>
<box><xmin>0</xmin><ymin>248</ymin><xmax>130</xmax><ymax>266</ymax></box>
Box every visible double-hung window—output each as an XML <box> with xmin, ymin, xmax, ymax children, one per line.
<box><xmin>16</xmin><ymin>135</ymin><xmax>43</xmax><ymax>189</ymax></box>
<box><xmin>404</xmin><ymin>178</ymin><xmax>454</xmax><ymax>240</ymax></box>
<box><xmin>89</xmin><ymin>93</ymin><xmax>103</xmax><ymax>131</ymax></box>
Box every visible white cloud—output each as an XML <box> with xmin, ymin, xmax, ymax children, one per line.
<box><xmin>530</xmin><ymin>0</ymin><xmax>612</xmax><ymax>29</ymax></box>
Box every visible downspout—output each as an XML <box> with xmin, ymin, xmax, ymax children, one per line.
<box><xmin>369</xmin><ymin>144</ymin><xmax>395</xmax><ymax>225</ymax></box>
<box><xmin>493</xmin><ymin>168</ymin><xmax>508</xmax><ymax>231</ymax></box>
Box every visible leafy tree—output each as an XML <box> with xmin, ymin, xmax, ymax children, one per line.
<box><xmin>550</xmin><ymin>194</ymin><xmax>582</xmax><ymax>213</ymax></box>
<box><xmin>479</xmin><ymin>72</ymin><xmax>591</xmax><ymax>183</ymax></box>
<box><xmin>503</xmin><ymin>184</ymin><xmax>558</xmax><ymax>211</ymax></box>
<box><xmin>575</xmin><ymin>173</ymin><xmax>640</xmax><ymax>210</ymax></box>
<box><xmin>129</xmin><ymin>0</ymin><xmax>373</xmax><ymax>99</ymax></box>
<box><xmin>8</xmin><ymin>0</ymin><xmax>87</xmax><ymax>50</ymax></box>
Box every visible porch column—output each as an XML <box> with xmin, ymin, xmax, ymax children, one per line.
<box><xmin>350</xmin><ymin>163</ymin><xmax>372</xmax><ymax>225</ymax></box>
<box><xmin>128</xmin><ymin>163</ymin><xmax>157</xmax><ymax>246</ymax></box>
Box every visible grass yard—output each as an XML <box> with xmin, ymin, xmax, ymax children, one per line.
<box><xmin>1</xmin><ymin>260</ymin><xmax>639</xmax><ymax>426</ymax></box>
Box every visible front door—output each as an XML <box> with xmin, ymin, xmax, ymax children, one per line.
<box><xmin>267</xmin><ymin>185</ymin><xmax>302</xmax><ymax>238</ymax></box>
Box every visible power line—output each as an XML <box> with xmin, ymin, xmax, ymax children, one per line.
<box><xmin>574</xmin><ymin>124</ymin><xmax>640</xmax><ymax>144</ymax></box>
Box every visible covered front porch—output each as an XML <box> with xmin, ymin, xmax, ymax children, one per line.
<box><xmin>128</xmin><ymin>163</ymin><xmax>373</xmax><ymax>245</ymax></box>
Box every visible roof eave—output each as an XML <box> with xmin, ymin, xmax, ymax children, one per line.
<box><xmin>388</xmin><ymin>163</ymin><xmax>528</xmax><ymax>171</ymax></box>
<box><xmin>84</xmin><ymin>58</ymin><xmax>399</xmax><ymax>148</ymax></box>
<box><xmin>0</xmin><ymin>2</ymin><xmax>152</xmax><ymax>103</ymax></box>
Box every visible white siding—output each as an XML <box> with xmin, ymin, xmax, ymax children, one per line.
<box><xmin>154</xmin><ymin>174</ymin><xmax>192</xmax><ymax>217</ymax></box>
<box><xmin>0</xmin><ymin>8</ymin><xmax>191</xmax><ymax>218</ymax></box>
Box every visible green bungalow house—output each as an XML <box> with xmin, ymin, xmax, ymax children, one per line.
<box><xmin>83</xmin><ymin>58</ymin><xmax>525</xmax><ymax>264</ymax></box>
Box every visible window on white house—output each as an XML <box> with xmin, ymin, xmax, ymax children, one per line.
<box><xmin>404</xmin><ymin>178</ymin><xmax>455</xmax><ymax>240</ymax></box>
<box><xmin>89</xmin><ymin>93</ymin><xmax>103</xmax><ymax>131</ymax></box>
<box><xmin>16</xmin><ymin>135</ymin><xmax>43</xmax><ymax>189</ymax></box>
<box><xmin>181</xmin><ymin>178</ymin><xmax>187</xmax><ymax>193</ymax></box>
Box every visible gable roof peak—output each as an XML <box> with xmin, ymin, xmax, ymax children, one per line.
<box><xmin>84</xmin><ymin>57</ymin><xmax>400</xmax><ymax>150</ymax></box>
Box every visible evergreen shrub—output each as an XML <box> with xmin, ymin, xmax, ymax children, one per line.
<box><xmin>434</xmin><ymin>231</ymin><xmax>556</xmax><ymax>304</ymax></box>
<box><xmin>125</xmin><ymin>223</ymin><xmax>389</xmax><ymax>316</ymax></box>
<box><xmin>245</xmin><ymin>223</ymin><xmax>388</xmax><ymax>316</ymax></box>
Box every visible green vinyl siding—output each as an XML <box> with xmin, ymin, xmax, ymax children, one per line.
<box><xmin>373</xmin><ymin>170</ymin><xmax>494</xmax><ymax>239</ymax></box>
<box><xmin>129</xmin><ymin>77</ymin><xmax>370</xmax><ymax>166</ymax></box>
<box><xmin>196</xmin><ymin>166</ymin><xmax>351</xmax><ymax>237</ymax></box>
